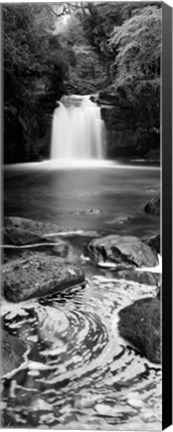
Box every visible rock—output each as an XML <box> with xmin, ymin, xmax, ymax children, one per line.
<box><xmin>98</xmin><ymin>89</ymin><xmax>160</xmax><ymax>161</ymax></box>
<box><xmin>106</xmin><ymin>216</ymin><xmax>132</xmax><ymax>225</ymax></box>
<box><xmin>71</xmin><ymin>208</ymin><xmax>102</xmax><ymax>216</ymax></box>
<box><xmin>87</xmin><ymin>235</ymin><xmax>158</xmax><ymax>268</ymax></box>
<box><xmin>144</xmin><ymin>234</ymin><xmax>160</xmax><ymax>254</ymax></box>
<box><xmin>115</xmin><ymin>269</ymin><xmax>160</xmax><ymax>287</ymax></box>
<box><xmin>90</xmin><ymin>94</ymin><xmax>99</xmax><ymax>104</ymax></box>
<box><xmin>98</xmin><ymin>91</ymin><xmax>119</xmax><ymax>105</ymax></box>
<box><xmin>4</xmin><ymin>217</ymin><xmax>71</xmax><ymax>236</ymax></box>
<box><xmin>3</xmin><ymin>227</ymin><xmax>44</xmax><ymax>246</ymax></box>
<box><xmin>144</xmin><ymin>196</ymin><xmax>160</xmax><ymax>216</ymax></box>
<box><xmin>2</xmin><ymin>330</ymin><xmax>27</xmax><ymax>375</ymax></box>
<box><xmin>118</xmin><ymin>297</ymin><xmax>161</xmax><ymax>364</ymax></box>
<box><xmin>2</xmin><ymin>225</ymin><xmax>69</xmax><ymax>261</ymax></box>
<box><xmin>2</xmin><ymin>254</ymin><xmax>85</xmax><ymax>302</ymax></box>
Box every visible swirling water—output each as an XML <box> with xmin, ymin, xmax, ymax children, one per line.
<box><xmin>2</xmin><ymin>264</ymin><xmax>161</xmax><ymax>430</ymax></box>
<box><xmin>2</xmin><ymin>164</ymin><xmax>161</xmax><ymax>429</ymax></box>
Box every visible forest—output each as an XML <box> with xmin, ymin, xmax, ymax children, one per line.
<box><xmin>3</xmin><ymin>2</ymin><xmax>161</xmax><ymax>163</ymax></box>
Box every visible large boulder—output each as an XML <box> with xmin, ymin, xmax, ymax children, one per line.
<box><xmin>2</xmin><ymin>330</ymin><xmax>27</xmax><ymax>375</ymax></box>
<box><xmin>2</xmin><ymin>254</ymin><xmax>85</xmax><ymax>302</ymax></box>
<box><xmin>144</xmin><ymin>196</ymin><xmax>160</xmax><ymax>216</ymax></box>
<box><xmin>87</xmin><ymin>235</ymin><xmax>158</xmax><ymax>268</ymax></box>
<box><xmin>118</xmin><ymin>297</ymin><xmax>161</xmax><ymax>364</ymax></box>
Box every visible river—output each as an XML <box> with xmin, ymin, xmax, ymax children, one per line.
<box><xmin>2</xmin><ymin>161</ymin><xmax>161</xmax><ymax>430</ymax></box>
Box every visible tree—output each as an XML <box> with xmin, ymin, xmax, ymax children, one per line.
<box><xmin>3</xmin><ymin>4</ymin><xmax>69</xmax><ymax>162</ymax></box>
<box><xmin>109</xmin><ymin>6</ymin><xmax>161</xmax><ymax>151</ymax></box>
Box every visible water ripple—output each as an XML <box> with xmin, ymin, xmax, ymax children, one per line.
<box><xmin>2</xmin><ymin>277</ymin><xmax>161</xmax><ymax>429</ymax></box>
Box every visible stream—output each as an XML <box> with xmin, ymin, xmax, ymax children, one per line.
<box><xmin>2</xmin><ymin>162</ymin><xmax>161</xmax><ymax>430</ymax></box>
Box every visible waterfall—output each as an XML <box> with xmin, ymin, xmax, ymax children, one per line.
<box><xmin>50</xmin><ymin>95</ymin><xmax>105</xmax><ymax>161</ymax></box>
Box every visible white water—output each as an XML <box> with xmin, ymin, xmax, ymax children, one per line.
<box><xmin>51</xmin><ymin>95</ymin><xmax>105</xmax><ymax>160</ymax></box>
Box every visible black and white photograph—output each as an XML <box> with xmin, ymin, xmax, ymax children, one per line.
<box><xmin>1</xmin><ymin>1</ymin><xmax>165</xmax><ymax>430</ymax></box>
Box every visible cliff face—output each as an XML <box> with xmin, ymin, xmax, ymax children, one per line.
<box><xmin>101</xmin><ymin>105</ymin><xmax>136</xmax><ymax>158</ymax></box>
<box><xmin>96</xmin><ymin>92</ymin><xmax>160</xmax><ymax>161</ymax></box>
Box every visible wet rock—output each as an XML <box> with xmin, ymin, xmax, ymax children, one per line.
<box><xmin>2</xmin><ymin>330</ymin><xmax>27</xmax><ymax>375</ymax></box>
<box><xmin>3</xmin><ymin>254</ymin><xmax>85</xmax><ymax>302</ymax></box>
<box><xmin>115</xmin><ymin>269</ymin><xmax>160</xmax><ymax>287</ymax></box>
<box><xmin>144</xmin><ymin>196</ymin><xmax>160</xmax><ymax>216</ymax></box>
<box><xmin>106</xmin><ymin>216</ymin><xmax>132</xmax><ymax>225</ymax></box>
<box><xmin>87</xmin><ymin>235</ymin><xmax>158</xmax><ymax>268</ymax></box>
<box><xmin>118</xmin><ymin>297</ymin><xmax>161</xmax><ymax>364</ymax></box>
<box><xmin>3</xmin><ymin>227</ymin><xmax>44</xmax><ymax>246</ymax></box>
<box><xmin>71</xmin><ymin>208</ymin><xmax>102</xmax><ymax>216</ymax></box>
<box><xmin>144</xmin><ymin>234</ymin><xmax>160</xmax><ymax>254</ymax></box>
<box><xmin>3</xmin><ymin>249</ymin><xmax>33</xmax><ymax>264</ymax></box>
<box><xmin>2</xmin><ymin>225</ymin><xmax>69</xmax><ymax>261</ymax></box>
<box><xmin>4</xmin><ymin>217</ymin><xmax>72</xmax><ymax>236</ymax></box>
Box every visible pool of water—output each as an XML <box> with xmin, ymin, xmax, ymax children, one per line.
<box><xmin>2</xmin><ymin>162</ymin><xmax>161</xmax><ymax>430</ymax></box>
<box><xmin>4</xmin><ymin>161</ymin><xmax>160</xmax><ymax>235</ymax></box>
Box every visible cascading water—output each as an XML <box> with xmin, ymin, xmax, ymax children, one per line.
<box><xmin>51</xmin><ymin>95</ymin><xmax>105</xmax><ymax>161</ymax></box>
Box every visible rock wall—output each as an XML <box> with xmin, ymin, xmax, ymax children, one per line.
<box><xmin>93</xmin><ymin>92</ymin><xmax>160</xmax><ymax>161</ymax></box>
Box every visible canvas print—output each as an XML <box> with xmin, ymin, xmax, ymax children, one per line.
<box><xmin>1</xmin><ymin>1</ymin><xmax>162</xmax><ymax>430</ymax></box>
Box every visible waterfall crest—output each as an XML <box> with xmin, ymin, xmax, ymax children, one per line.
<box><xmin>51</xmin><ymin>95</ymin><xmax>105</xmax><ymax>161</ymax></box>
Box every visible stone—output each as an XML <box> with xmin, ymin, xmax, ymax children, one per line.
<box><xmin>144</xmin><ymin>196</ymin><xmax>160</xmax><ymax>216</ymax></box>
<box><xmin>2</xmin><ymin>330</ymin><xmax>27</xmax><ymax>375</ymax></box>
<box><xmin>71</xmin><ymin>208</ymin><xmax>102</xmax><ymax>216</ymax></box>
<box><xmin>2</xmin><ymin>224</ymin><xmax>69</xmax><ymax>262</ymax></box>
<box><xmin>2</xmin><ymin>254</ymin><xmax>85</xmax><ymax>302</ymax></box>
<box><xmin>118</xmin><ymin>297</ymin><xmax>161</xmax><ymax>364</ymax></box>
<box><xmin>115</xmin><ymin>268</ymin><xmax>160</xmax><ymax>287</ymax></box>
<box><xmin>98</xmin><ymin>89</ymin><xmax>160</xmax><ymax>161</ymax></box>
<box><xmin>144</xmin><ymin>234</ymin><xmax>160</xmax><ymax>254</ymax></box>
<box><xmin>3</xmin><ymin>227</ymin><xmax>44</xmax><ymax>246</ymax></box>
<box><xmin>106</xmin><ymin>216</ymin><xmax>132</xmax><ymax>225</ymax></box>
<box><xmin>4</xmin><ymin>216</ymin><xmax>71</xmax><ymax>236</ymax></box>
<box><xmin>87</xmin><ymin>235</ymin><xmax>158</xmax><ymax>268</ymax></box>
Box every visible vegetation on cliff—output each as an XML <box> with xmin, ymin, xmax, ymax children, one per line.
<box><xmin>108</xmin><ymin>6</ymin><xmax>161</xmax><ymax>158</ymax></box>
<box><xmin>3</xmin><ymin>2</ymin><xmax>161</xmax><ymax>163</ymax></box>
